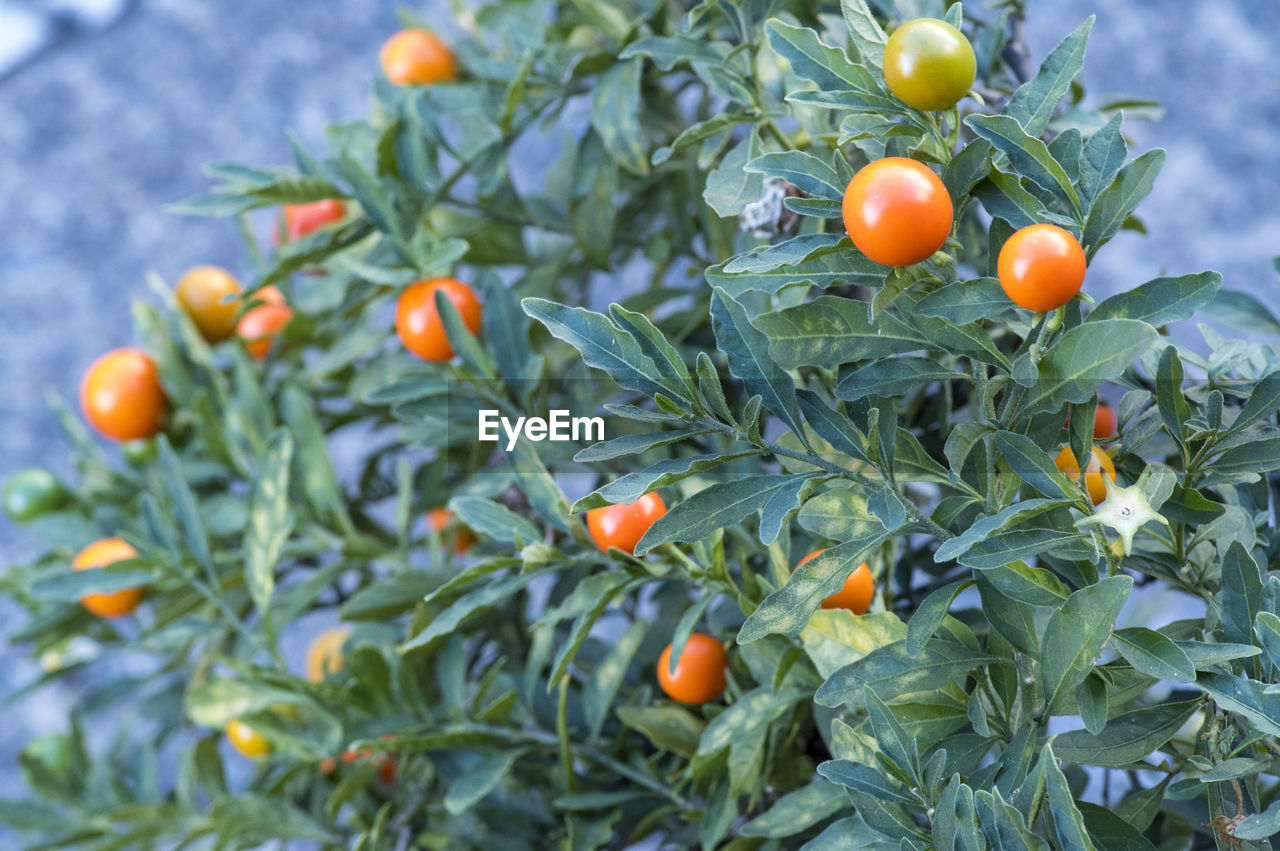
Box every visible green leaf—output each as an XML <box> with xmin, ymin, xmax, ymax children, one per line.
<box><xmin>739</xmin><ymin>779</ymin><xmax>848</xmax><ymax>838</ymax></box>
<box><xmin>211</xmin><ymin>796</ymin><xmax>336</xmax><ymax>844</ymax></box>
<box><xmin>618</xmin><ymin>35</ymin><xmax>723</xmax><ymax>70</ymax></box>
<box><xmin>244</xmin><ymin>429</ymin><xmax>294</xmax><ymax>621</ymax></box>
<box><xmin>765</xmin><ymin>19</ymin><xmax>876</xmax><ymax>93</ymax></box>
<box><xmin>817</xmin><ymin>759</ymin><xmax>921</xmax><ymax>805</ymax></box>
<box><xmin>739</xmin><ymin>538</ymin><xmax>885</xmax><ymax>643</ymax></box>
<box><xmin>1016</xmin><ymin>320</ymin><xmax>1157</xmax><ymax>416</ymax></box>
<box><xmin>1221</xmin><ymin>540</ymin><xmax>1263</xmax><ymax>647</ymax></box>
<box><xmin>1202</xmin><ymin>288</ymin><xmax>1280</xmax><ymax>336</ymax></box>
<box><xmin>1082</xmin><ymin>149</ymin><xmax>1164</xmax><ymax>257</ymax></box>
<box><xmin>972</xmin><ymin>560</ymin><xmax>1071</xmax><ymax>607</ymax></box>
<box><xmin>755</xmin><ymin>296</ymin><xmax>926</xmax><ymax>369</ymax></box>
<box><xmin>635</xmin><ymin>475</ymin><xmax>806</xmax><ymax>555</ymax></box>
<box><xmin>864</xmin><ymin>690</ymin><xmax>920</xmax><ymax>784</ymax></box>
<box><xmin>707</xmin><ymin>246</ymin><xmax>886</xmax><ymax>295</ymax></box>
<box><xmin>1229</xmin><ymin>370</ymin><xmax>1280</xmax><ymax>435</ymax></box>
<box><xmin>583</xmin><ymin>620</ymin><xmax>645</xmax><ymax>740</ymax></box>
<box><xmin>1006</xmin><ymin>17</ymin><xmax>1093</xmax><ymax>137</ymax></box>
<box><xmin>816</xmin><ymin>639</ymin><xmax>999</xmax><ymax>707</ymax></box>
<box><xmin>935</xmin><ymin>499</ymin><xmax>1074</xmax><ymax>565</ymax></box>
<box><xmin>522</xmin><ymin>298</ymin><xmax>672</xmax><ymax>400</ymax></box>
<box><xmin>402</xmin><ymin>569</ymin><xmax>554</xmax><ymax>652</ymax></box>
<box><xmin>705</xmin><ymin>127</ymin><xmax>764</xmax><ymax>217</ymax></box>
<box><xmin>711</xmin><ymin>289</ymin><xmax>807</xmax><ymax>445</ymax></box>
<box><xmin>591</xmin><ymin>58</ymin><xmax>648</xmax><ymax>175</ymax></box>
<box><xmin>444</xmin><ymin>749</ymin><xmax>526</xmax><ymax>815</ymax></box>
<box><xmin>1088</xmin><ymin>271</ymin><xmax>1220</xmax><ymax>327</ymax></box>
<box><xmin>448</xmin><ymin>496</ymin><xmax>541</xmax><ymax>546</ymax></box>
<box><xmin>1196</xmin><ymin>672</ymin><xmax>1280</xmax><ymax>737</ymax></box>
<box><xmin>615</xmin><ymin>706</ymin><xmax>703</xmax><ymax>757</ymax></box>
<box><xmin>745</xmin><ymin>151</ymin><xmax>845</xmax><ymax>201</ymax></box>
<box><xmin>1040</xmin><ymin>576</ymin><xmax>1132</xmax><ymax>714</ymax></box>
<box><xmin>916</xmin><ymin>278</ymin><xmax>1012</xmax><ymax>325</ymax></box>
<box><xmin>608</xmin><ymin>306</ymin><xmax>696</xmax><ymax>406</ymax></box>
<box><xmin>837</xmin><ymin>357</ymin><xmax>967</xmax><ymax>401</ymax></box>
<box><xmin>1078</xmin><ymin>113</ymin><xmax>1127</xmax><ymax>204</ymax></box>
<box><xmin>722</xmin><ymin>233</ymin><xmax>848</xmax><ymax>273</ymax></box>
<box><xmin>973</xmin><ymin>171</ymin><xmax>1043</xmax><ymax>229</ymax></box>
<box><xmin>1111</xmin><ymin>628</ymin><xmax>1195</xmax><ymax>682</ymax></box>
<box><xmin>1053</xmin><ymin>700</ymin><xmax>1200</xmax><ymax>768</ymax></box>
<box><xmin>905</xmin><ymin>580</ymin><xmax>973</xmax><ymax>656</ymax></box>
<box><xmin>575</xmin><ymin>429</ymin><xmax>709</xmax><ymax>463</ymax></box>
<box><xmin>280</xmin><ymin>384</ymin><xmax>351</xmax><ymax>532</ymax></box>
<box><xmin>840</xmin><ymin>0</ymin><xmax>888</xmax><ymax>65</ymax></box>
<box><xmin>483</xmin><ymin>275</ymin><xmax>543</xmax><ymax>388</ymax></box>
<box><xmin>1211</xmin><ymin>436</ymin><xmax>1280</xmax><ymax>478</ymax></box>
<box><xmin>1042</xmin><ymin>744</ymin><xmax>1097</xmax><ymax>851</ymax></box>
<box><xmin>1235</xmin><ymin>798</ymin><xmax>1280</xmax><ymax>842</ymax></box>
<box><xmin>795</xmin><ymin>390</ymin><xmax>871</xmax><ymax>464</ymax></box>
<box><xmin>965</xmin><ymin>114</ymin><xmax>1079</xmax><ymax>214</ymax></box>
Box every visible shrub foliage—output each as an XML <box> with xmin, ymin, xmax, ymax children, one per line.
<box><xmin>6</xmin><ymin>1</ymin><xmax>1280</xmax><ymax>849</ymax></box>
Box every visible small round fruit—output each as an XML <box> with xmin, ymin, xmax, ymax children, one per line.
<box><xmin>80</xmin><ymin>348</ymin><xmax>167</xmax><ymax>442</ymax></box>
<box><xmin>656</xmin><ymin>633</ymin><xmax>728</xmax><ymax>704</ymax></box>
<box><xmin>586</xmin><ymin>492</ymin><xmax>667</xmax><ymax>556</ymax></box>
<box><xmin>997</xmin><ymin>224</ymin><xmax>1087</xmax><ymax>312</ymax></box>
<box><xmin>427</xmin><ymin>507</ymin><xmax>476</xmax><ymax>552</ymax></box>
<box><xmin>73</xmin><ymin>538</ymin><xmax>144</xmax><ymax>618</ymax></box>
<box><xmin>380</xmin><ymin>29</ymin><xmax>457</xmax><ymax>86</ymax></box>
<box><xmin>305</xmin><ymin>626</ymin><xmax>352</xmax><ymax>683</ymax></box>
<box><xmin>395</xmin><ymin>278</ymin><xmax>482</xmax><ymax>363</ymax></box>
<box><xmin>1093</xmin><ymin>404</ymin><xmax>1117</xmax><ymax>440</ymax></box>
<box><xmin>281</xmin><ymin>199</ymin><xmax>347</xmax><ymax>243</ymax></box>
<box><xmin>4</xmin><ymin>469</ymin><xmax>71</xmax><ymax>522</ymax></box>
<box><xmin>842</xmin><ymin>158</ymin><xmax>953</xmax><ymax>267</ymax></box>
<box><xmin>226</xmin><ymin>720</ymin><xmax>271</xmax><ymax>759</ymax></box>
<box><xmin>237</xmin><ymin>287</ymin><xmax>293</xmax><ymax>360</ymax></box>
<box><xmin>1054</xmin><ymin>445</ymin><xmax>1116</xmax><ymax>505</ymax></box>
<box><xmin>883</xmin><ymin>18</ymin><xmax>977</xmax><ymax>111</ymax></box>
<box><xmin>175</xmin><ymin>266</ymin><xmax>242</xmax><ymax>343</ymax></box>
<box><xmin>797</xmin><ymin>550</ymin><xmax>875</xmax><ymax>614</ymax></box>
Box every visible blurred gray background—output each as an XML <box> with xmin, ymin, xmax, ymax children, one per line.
<box><xmin>0</xmin><ymin>0</ymin><xmax>1276</xmax><ymax>827</ymax></box>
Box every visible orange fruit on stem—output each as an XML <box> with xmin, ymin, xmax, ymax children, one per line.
<box><xmin>585</xmin><ymin>492</ymin><xmax>667</xmax><ymax>556</ymax></box>
<box><xmin>73</xmin><ymin>538</ymin><xmax>144</xmax><ymax>618</ymax></box>
<box><xmin>1093</xmin><ymin>404</ymin><xmax>1117</xmax><ymax>440</ymax></box>
<box><xmin>281</xmin><ymin>199</ymin><xmax>346</xmax><ymax>243</ymax></box>
<box><xmin>997</xmin><ymin>224</ymin><xmax>1086</xmax><ymax>312</ymax></box>
<box><xmin>1054</xmin><ymin>445</ymin><xmax>1116</xmax><ymax>505</ymax></box>
<box><xmin>842</xmin><ymin>157</ymin><xmax>953</xmax><ymax>267</ymax></box>
<box><xmin>226</xmin><ymin>720</ymin><xmax>271</xmax><ymax>759</ymax></box>
<box><xmin>380</xmin><ymin>29</ymin><xmax>457</xmax><ymax>86</ymax></box>
<box><xmin>797</xmin><ymin>550</ymin><xmax>876</xmax><ymax>615</ymax></box>
<box><xmin>237</xmin><ymin>286</ymin><xmax>292</xmax><ymax>360</ymax></box>
<box><xmin>427</xmin><ymin>507</ymin><xmax>476</xmax><ymax>552</ymax></box>
<box><xmin>175</xmin><ymin>266</ymin><xmax>242</xmax><ymax>343</ymax></box>
<box><xmin>656</xmin><ymin>633</ymin><xmax>727</xmax><ymax>704</ymax></box>
<box><xmin>305</xmin><ymin>626</ymin><xmax>351</xmax><ymax>682</ymax></box>
<box><xmin>395</xmin><ymin>278</ymin><xmax>482</xmax><ymax>363</ymax></box>
<box><xmin>80</xmin><ymin>348</ymin><xmax>167</xmax><ymax>442</ymax></box>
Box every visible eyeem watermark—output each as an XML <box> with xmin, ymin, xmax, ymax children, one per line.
<box><xmin>478</xmin><ymin>409</ymin><xmax>605</xmax><ymax>451</ymax></box>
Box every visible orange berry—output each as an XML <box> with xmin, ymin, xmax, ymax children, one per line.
<box><xmin>395</xmin><ymin>278</ymin><xmax>482</xmax><ymax>363</ymax></box>
<box><xmin>80</xmin><ymin>348</ymin><xmax>167</xmax><ymax>442</ymax></box>
<box><xmin>797</xmin><ymin>550</ymin><xmax>875</xmax><ymax>615</ymax></box>
<box><xmin>1054</xmin><ymin>445</ymin><xmax>1116</xmax><ymax>505</ymax></box>
<box><xmin>656</xmin><ymin>633</ymin><xmax>728</xmax><ymax>704</ymax></box>
<box><xmin>380</xmin><ymin>29</ymin><xmax>457</xmax><ymax>86</ymax></box>
<box><xmin>73</xmin><ymin>538</ymin><xmax>144</xmax><ymax>618</ymax></box>
<box><xmin>237</xmin><ymin>287</ymin><xmax>292</xmax><ymax>360</ymax></box>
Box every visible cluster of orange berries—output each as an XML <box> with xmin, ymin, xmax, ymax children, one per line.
<box><xmin>584</xmin><ymin>495</ymin><xmax>876</xmax><ymax>705</ymax></box>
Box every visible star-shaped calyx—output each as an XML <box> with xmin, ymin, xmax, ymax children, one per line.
<box><xmin>1074</xmin><ymin>474</ymin><xmax>1170</xmax><ymax>556</ymax></box>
